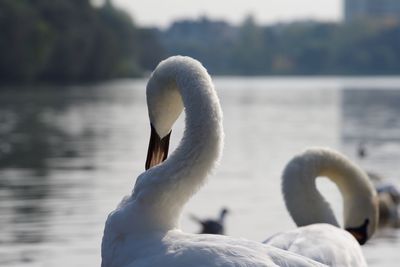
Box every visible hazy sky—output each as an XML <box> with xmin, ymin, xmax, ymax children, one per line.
<box><xmin>111</xmin><ymin>0</ymin><xmax>343</xmax><ymax>27</ymax></box>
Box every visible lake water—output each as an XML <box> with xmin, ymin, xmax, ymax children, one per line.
<box><xmin>0</xmin><ymin>77</ymin><xmax>400</xmax><ymax>266</ymax></box>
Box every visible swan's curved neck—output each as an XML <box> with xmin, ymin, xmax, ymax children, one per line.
<box><xmin>282</xmin><ymin>148</ymin><xmax>375</xmax><ymax>229</ymax></box>
<box><xmin>133</xmin><ymin>58</ymin><xmax>223</xmax><ymax>232</ymax></box>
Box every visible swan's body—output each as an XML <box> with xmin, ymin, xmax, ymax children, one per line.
<box><xmin>190</xmin><ymin>208</ymin><xmax>229</xmax><ymax>234</ymax></box>
<box><xmin>368</xmin><ymin>173</ymin><xmax>400</xmax><ymax>227</ymax></box>
<box><xmin>264</xmin><ymin>148</ymin><xmax>378</xmax><ymax>267</ymax></box>
<box><xmin>265</xmin><ymin>224</ymin><xmax>366</xmax><ymax>266</ymax></box>
<box><xmin>118</xmin><ymin>230</ymin><xmax>327</xmax><ymax>267</ymax></box>
<box><xmin>101</xmin><ymin>56</ymin><xmax>325</xmax><ymax>267</ymax></box>
<box><xmin>377</xmin><ymin>189</ymin><xmax>400</xmax><ymax>227</ymax></box>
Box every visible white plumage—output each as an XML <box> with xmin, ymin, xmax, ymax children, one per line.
<box><xmin>367</xmin><ymin>172</ymin><xmax>400</xmax><ymax>227</ymax></box>
<box><xmin>264</xmin><ymin>148</ymin><xmax>379</xmax><ymax>267</ymax></box>
<box><xmin>375</xmin><ymin>182</ymin><xmax>400</xmax><ymax>227</ymax></box>
<box><xmin>101</xmin><ymin>56</ymin><xmax>326</xmax><ymax>267</ymax></box>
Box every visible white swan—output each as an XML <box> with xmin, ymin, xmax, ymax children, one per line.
<box><xmin>101</xmin><ymin>56</ymin><xmax>326</xmax><ymax>267</ymax></box>
<box><xmin>368</xmin><ymin>173</ymin><xmax>400</xmax><ymax>227</ymax></box>
<box><xmin>264</xmin><ymin>148</ymin><xmax>379</xmax><ymax>267</ymax></box>
<box><xmin>376</xmin><ymin>187</ymin><xmax>400</xmax><ymax>227</ymax></box>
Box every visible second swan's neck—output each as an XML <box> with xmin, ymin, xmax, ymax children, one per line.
<box><xmin>134</xmin><ymin>56</ymin><xmax>223</xmax><ymax>232</ymax></box>
<box><xmin>282</xmin><ymin>147</ymin><xmax>375</xmax><ymax>229</ymax></box>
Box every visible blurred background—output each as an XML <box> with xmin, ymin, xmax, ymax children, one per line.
<box><xmin>1</xmin><ymin>0</ymin><xmax>400</xmax><ymax>266</ymax></box>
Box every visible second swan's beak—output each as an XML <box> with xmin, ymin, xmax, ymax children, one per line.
<box><xmin>345</xmin><ymin>219</ymin><xmax>369</xmax><ymax>245</ymax></box>
<box><xmin>145</xmin><ymin>124</ymin><xmax>171</xmax><ymax>170</ymax></box>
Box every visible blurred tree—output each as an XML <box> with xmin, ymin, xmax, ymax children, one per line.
<box><xmin>0</xmin><ymin>0</ymin><xmax>163</xmax><ymax>84</ymax></box>
<box><xmin>2</xmin><ymin>3</ymin><xmax>400</xmax><ymax>82</ymax></box>
<box><xmin>231</xmin><ymin>15</ymin><xmax>269</xmax><ymax>74</ymax></box>
<box><xmin>136</xmin><ymin>28</ymin><xmax>166</xmax><ymax>71</ymax></box>
<box><xmin>0</xmin><ymin>0</ymin><xmax>51</xmax><ymax>82</ymax></box>
<box><xmin>160</xmin><ymin>17</ymin><xmax>400</xmax><ymax>75</ymax></box>
<box><xmin>161</xmin><ymin>17</ymin><xmax>236</xmax><ymax>74</ymax></box>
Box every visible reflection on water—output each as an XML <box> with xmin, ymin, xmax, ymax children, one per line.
<box><xmin>341</xmin><ymin>88</ymin><xmax>400</xmax><ymax>181</ymax></box>
<box><xmin>0</xmin><ymin>83</ymin><xmax>143</xmax><ymax>266</ymax></box>
<box><xmin>0</xmin><ymin>89</ymin><xmax>75</xmax><ymax>249</ymax></box>
<box><xmin>0</xmin><ymin>78</ymin><xmax>399</xmax><ymax>266</ymax></box>
<box><xmin>341</xmin><ymin>88</ymin><xmax>400</xmax><ymax>143</ymax></box>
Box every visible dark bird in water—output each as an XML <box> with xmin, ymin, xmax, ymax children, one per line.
<box><xmin>357</xmin><ymin>141</ymin><xmax>367</xmax><ymax>159</ymax></box>
<box><xmin>190</xmin><ymin>208</ymin><xmax>229</xmax><ymax>235</ymax></box>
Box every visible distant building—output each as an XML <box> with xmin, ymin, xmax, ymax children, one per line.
<box><xmin>344</xmin><ymin>0</ymin><xmax>400</xmax><ymax>22</ymax></box>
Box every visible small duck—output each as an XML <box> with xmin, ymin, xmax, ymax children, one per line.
<box><xmin>190</xmin><ymin>208</ymin><xmax>229</xmax><ymax>235</ymax></box>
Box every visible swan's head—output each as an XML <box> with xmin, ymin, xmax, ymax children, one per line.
<box><xmin>145</xmin><ymin>58</ymin><xmax>184</xmax><ymax>169</ymax></box>
<box><xmin>318</xmin><ymin>147</ymin><xmax>379</xmax><ymax>245</ymax></box>
<box><xmin>344</xmin><ymin>190</ymin><xmax>379</xmax><ymax>245</ymax></box>
<box><xmin>332</xmin><ymin>159</ymin><xmax>379</xmax><ymax>244</ymax></box>
<box><xmin>326</xmin><ymin>149</ymin><xmax>379</xmax><ymax>245</ymax></box>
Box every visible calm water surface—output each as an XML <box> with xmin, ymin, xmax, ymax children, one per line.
<box><xmin>0</xmin><ymin>77</ymin><xmax>399</xmax><ymax>266</ymax></box>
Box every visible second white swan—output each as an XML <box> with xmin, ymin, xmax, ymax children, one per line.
<box><xmin>264</xmin><ymin>148</ymin><xmax>379</xmax><ymax>267</ymax></box>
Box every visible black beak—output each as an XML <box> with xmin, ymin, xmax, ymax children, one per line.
<box><xmin>145</xmin><ymin>124</ymin><xmax>171</xmax><ymax>170</ymax></box>
<box><xmin>346</xmin><ymin>219</ymin><xmax>369</xmax><ymax>245</ymax></box>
